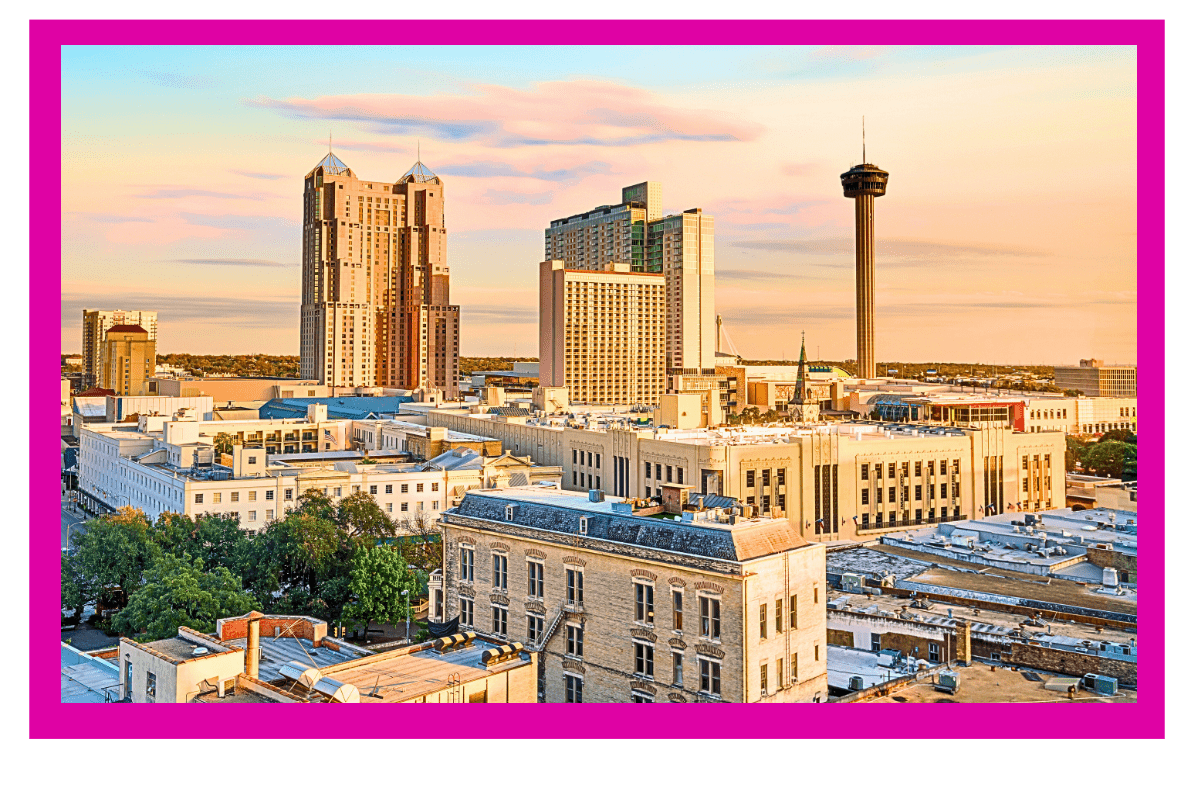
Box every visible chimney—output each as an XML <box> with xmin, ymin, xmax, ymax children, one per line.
<box><xmin>245</xmin><ymin>612</ymin><xmax>263</xmax><ymax>679</ymax></box>
<box><xmin>955</xmin><ymin>618</ymin><xmax>972</xmax><ymax>666</ymax></box>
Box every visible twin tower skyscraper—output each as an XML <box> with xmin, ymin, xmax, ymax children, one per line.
<box><xmin>299</xmin><ymin>151</ymin><xmax>460</xmax><ymax>397</ymax></box>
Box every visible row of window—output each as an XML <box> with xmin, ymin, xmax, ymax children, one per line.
<box><xmin>860</xmin><ymin>460</ymin><xmax>958</xmax><ymax>481</ymax></box>
<box><xmin>756</xmin><ymin>592</ymin><xmax>818</xmax><ymax>639</ymax></box>
<box><xmin>861</xmin><ymin>483</ymin><xmax>957</xmax><ymax>505</ymax></box>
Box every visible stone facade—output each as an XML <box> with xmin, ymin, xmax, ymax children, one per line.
<box><xmin>437</xmin><ymin>489</ymin><xmax>828</xmax><ymax>703</ymax></box>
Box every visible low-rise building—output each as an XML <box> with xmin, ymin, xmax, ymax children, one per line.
<box><xmin>427</xmin><ymin>405</ymin><xmax>1066</xmax><ymax>541</ymax></box>
<box><xmin>433</xmin><ymin>485</ymin><xmax>829</xmax><ymax>703</ymax></box>
<box><xmin>1054</xmin><ymin>359</ymin><xmax>1137</xmax><ymax>398</ymax></box>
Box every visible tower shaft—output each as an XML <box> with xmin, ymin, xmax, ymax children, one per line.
<box><xmin>854</xmin><ymin>194</ymin><xmax>876</xmax><ymax>379</ymax></box>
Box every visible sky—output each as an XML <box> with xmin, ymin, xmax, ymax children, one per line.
<box><xmin>60</xmin><ymin>44</ymin><xmax>1137</xmax><ymax>364</ymax></box>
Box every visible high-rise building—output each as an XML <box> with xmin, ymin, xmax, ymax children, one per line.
<box><xmin>98</xmin><ymin>324</ymin><xmax>155</xmax><ymax>395</ymax></box>
<box><xmin>545</xmin><ymin>182</ymin><xmax>714</xmax><ymax>376</ymax></box>
<box><xmin>300</xmin><ymin>151</ymin><xmax>460</xmax><ymax>396</ymax></box>
<box><xmin>840</xmin><ymin>147</ymin><xmax>888</xmax><ymax>380</ymax></box>
<box><xmin>82</xmin><ymin>309</ymin><xmax>158</xmax><ymax>388</ymax></box>
<box><xmin>1054</xmin><ymin>359</ymin><xmax>1137</xmax><ymax>398</ymax></box>
<box><xmin>539</xmin><ymin>260</ymin><xmax>666</xmax><ymax>405</ymax></box>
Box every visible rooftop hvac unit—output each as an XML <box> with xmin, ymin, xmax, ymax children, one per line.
<box><xmin>278</xmin><ymin>660</ymin><xmax>323</xmax><ymax>689</ymax></box>
<box><xmin>848</xmin><ymin>676</ymin><xmax>865</xmax><ymax>691</ymax></box>
<box><xmin>934</xmin><ymin>670</ymin><xmax>960</xmax><ymax>694</ymax></box>
<box><xmin>1094</xmin><ymin>675</ymin><xmax>1119</xmax><ymax>696</ymax></box>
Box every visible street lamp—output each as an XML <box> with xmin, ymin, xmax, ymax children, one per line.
<box><xmin>402</xmin><ymin>589</ymin><xmax>411</xmax><ymax>642</ymax></box>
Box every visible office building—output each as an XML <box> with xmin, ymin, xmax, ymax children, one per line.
<box><xmin>539</xmin><ymin>260</ymin><xmax>666</xmax><ymax>405</ymax></box>
<box><xmin>545</xmin><ymin>181</ymin><xmax>714</xmax><ymax>374</ymax></box>
<box><xmin>98</xmin><ymin>325</ymin><xmax>155</xmax><ymax>396</ymax></box>
<box><xmin>300</xmin><ymin>151</ymin><xmax>460</xmax><ymax>396</ymax></box>
<box><xmin>425</xmin><ymin>404</ymin><xmax>1066</xmax><ymax>539</ymax></box>
<box><xmin>840</xmin><ymin>142</ymin><xmax>888</xmax><ymax>379</ymax></box>
<box><xmin>432</xmin><ymin>485</ymin><xmax>829</xmax><ymax>703</ymax></box>
<box><xmin>82</xmin><ymin>309</ymin><xmax>157</xmax><ymax>388</ymax></box>
<box><xmin>1054</xmin><ymin>359</ymin><xmax>1137</xmax><ymax>398</ymax></box>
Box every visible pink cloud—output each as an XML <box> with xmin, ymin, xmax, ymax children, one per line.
<box><xmin>250</xmin><ymin>80</ymin><xmax>764</xmax><ymax>148</ymax></box>
<box><xmin>809</xmin><ymin>46</ymin><xmax>892</xmax><ymax>63</ymax></box>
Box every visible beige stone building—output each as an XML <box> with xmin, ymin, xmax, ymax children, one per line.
<box><xmin>432</xmin><ymin>486</ymin><xmax>828</xmax><ymax>703</ymax></box>
<box><xmin>426</xmin><ymin>407</ymin><xmax>1066</xmax><ymax>540</ymax></box>
<box><xmin>539</xmin><ymin>260</ymin><xmax>666</xmax><ymax>406</ymax></box>
<box><xmin>300</xmin><ymin>151</ymin><xmax>459</xmax><ymax>396</ymax></box>
<box><xmin>1054</xmin><ymin>359</ymin><xmax>1137</xmax><ymax>398</ymax></box>
<box><xmin>544</xmin><ymin>181</ymin><xmax>715</xmax><ymax>377</ymax></box>
<box><xmin>98</xmin><ymin>324</ymin><xmax>155</xmax><ymax>396</ymax></box>
<box><xmin>82</xmin><ymin>309</ymin><xmax>157</xmax><ymax>389</ymax></box>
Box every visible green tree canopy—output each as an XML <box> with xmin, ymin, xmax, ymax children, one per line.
<box><xmin>337</xmin><ymin>491</ymin><xmax>398</xmax><ymax>544</ymax></box>
<box><xmin>398</xmin><ymin>512</ymin><xmax>443</xmax><ymax>574</ymax></box>
<box><xmin>212</xmin><ymin>432</ymin><xmax>236</xmax><ymax>455</ymax></box>
<box><xmin>112</xmin><ymin>554</ymin><xmax>257</xmax><ymax>641</ymax></box>
<box><xmin>68</xmin><ymin>507</ymin><xmax>160</xmax><ymax>610</ymax></box>
<box><xmin>344</xmin><ymin>545</ymin><xmax>419</xmax><ymax>635</ymax></box>
<box><xmin>1082</xmin><ymin>440</ymin><xmax>1137</xmax><ymax>480</ymax></box>
<box><xmin>153</xmin><ymin>512</ymin><xmax>248</xmax><ymax>573</ymax></box>
<box><xmin>1099</xmin><ymin>429</ymin><xmax>1136</xmax><ymax>444</ymax></box>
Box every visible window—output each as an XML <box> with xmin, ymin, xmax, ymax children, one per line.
<box><xmin>230</xmin><ymin>492</ymin><xmax>239</xmax><ymax>502</ymax></box>
<box><xmin>284</xmin><ymin>489</ymin><xmax>293</xmax><ymax>500</ymax></box>
<box><xmin>862</xmin><ymin>488</ymin><xmax>869</xmax><ymax>505</ymax></box>
<box><xmin>746</xmin><ymin>470</ymin><xmax>754</xmax><ymax>488</ymax></box>
<box><xmin>527</xmin><ymin>561</ymin><xmax>544</xmax><ymax>598</ymax></box>
<box><xmin>194</xmin><ymin>493</ymin><xmax>203</xmax><ymax>504</ymax></box>
<box><xmin>777</xmin><ymin>658</ymin><xmax>785</xmax><ymax>689</ymax></box>
<box><xmin>656</xmin><ymin>464</ymin><xmax>662</xmax><ymax>480</ymax></box>
<box><xmin>775</xmin><ymin>599</ymin><xmax>784</xmax><ymax>633</ymax></box>
<box><xmin>579</xmin><ymin>517</ymin><xmax>589</xmax><ymax>535</ymax></box>
<box><xmin>877</xmin><ymin>488</ymin><xmax>883</xmax><ymax>503</ymax></box>
<box><xmin>634</xmin><ymin>642</ymin><xmax>655</xmax><ymax>676</ymax></box>
<box><xmin>527</xmin><ymin>613</ymin><xmax>544</xmax><ymax>642</ymax></box>
<box><xmin>700</xmin><ymin>596</ymin><xmax>720</xmax><ymax>639</ymax></box>
<box><xmin>145</xmin><ymin>671</ymin><xmax>156</xmax><ymax>702</ymax></box>
<box><xmin>385</xmin><ymin>503</ymin><xmax>392</xmax><ymax>512</ymax></box>
<box><xmin>459</xmin><ymin>545</ymin><xmax>475</xmax><ymax>581</ymax></box>
<box><xmin>915</xmin><ymin>485</ymin><xmax>922</xmax><ymax>501</ymax></box>
<box><xmin>941</xmin><ymin>483</ymin><xmax>948</xmax><ymax>499</ymax></box>
<box><xmin>416</xmin><ymin>483</ymin><xmax>424</xmax><ymax>492</ymax></box>
<box><xmin>759</xmin><ymin>603</ymin><xmax>768</xmax><ymax>639</ymax></box>
<box><xmin>492</xmin><ymin>605</ymin><xmax>508</xmax><ymax>636</ymax></box>
<box><xmin>565</xmin><ymin>674</ymin><xmax>583</xmax><ymax>703</ymax></box>
<box><xmin>459</xmin><ymin>598</ymin><xmax>474</xmax><ymax>627</ymax></box>
<box><xmin>567</xmin><ymin>568</ymin><xmax>584</xmax><ymax>606</ymax></box>
<box><xmin>814</xmin><ymin>644</ymin><xmax>820</xmax><ymax>661</ymax></box>
<box><xmin>870</xmin><ymin>632</ymin><xmax>881</xmax><ymax>652</ymax></box>
<box><xmin>700</xmin><ymin>659</ymin><xmax>721</xmax><ymax>696</ymax></box>
<box><xmin>401</xmin><ymin>502</ymin><xmax>408</xmax><ymax>512</ymax></box>
<box><xmin>791</xmin><ymin>653</ymin><xmax>798</xmax><ymax>681</ymax></box>
<box><xmin>566</xmin><ymin>623</ymin><xmax>583</xmax><ymax>657</ymax></box>
<box><xmin>573</xmin><ymin>449</ymin><xmax>578</xmax><ymax>464</ymax></box>
<box><xmin>248</xmin><ymin>456</ymin><xmax>257</xmax><ymax>465</ymax></box>
<box><xmin>385</xmin><ymin>484</ymin><xmax>393</xmax><ymax>494</ymax></box>
<box><xmin>431</xmin><ymin>483</ymin><xmax>439</xmax><ymax>492</ymax></box>
<box><xmin>790</xmin><ymin>595</ymin><xmax>798</xmax><ymax>628</ymax></box>
<box><xmin>672</xmin><ymin>589</ymin><xmax>683</xmax><ymax>631</ymax></box>
<box><xmin>248</xmin><ymin>510</ymin><xmax>256</xmax><ymax>521</ymax></box>
<box><xmin>401</xmin><ymin>484</ymin><xmax>409</xmax><ymax>493</ymax></box>
<box><xmin>646</xmin><ymin>461</ymin><xmax>651</xmax><ymax>478</ymax></box>
<box><xmin>888</xmin><ymin>463</ymin><xmax>896</xmax><ymax>479</ymax></box>
<box><xmin>861</xmin><ymin>464</ymin><xmax>869</xmax><ymax>480</ymax></box>
<box><xmin>505</xmin><ymin>504</ymin><xmax>515</xmax><ymax>521</ymax></box>
<box><xmin>432</xmin><ymin>501</ymin><xmax>439</xmax><ymax>510</ymax></box>
<box><xmin>249</xmin><ymin>491</ymin><xmax>256</xmax><ymax>501</ymax></box>
<box><xmin>492</xmin><ymin>554</ymin><xmax>508</xmax><ymax>589</ymax></box>
<box><xmin>265</xmin><ymin>490</ymin><xmax>275</xmax><ymax>501</ymax></box>
<box><xmin>928</xmin><ymin>642</ymin><xmax>941</xmax><ymax>662</ymax></box>
<box><xmin>760</xmin><ymin>664</ymin><xmax>768</xmax><ymax>694</ymax></box>
<box><xmin>776</xmin><ymin>468</ymin><xmax>786</xmax><ymax>484</ymax></box>
<box><xmin>265</xmin><ymin>509</ymin><xmax>274</xmax><ymax>521</ymax></box>
<box><xmin>635</xmin><ymin>582</ymin><xmax>654</xmax><ymax>624</ymax></box>
<box><xmin>889</xmin><ymin>486</ymin><xmax>896</xmax><ymax>503</ymax></box>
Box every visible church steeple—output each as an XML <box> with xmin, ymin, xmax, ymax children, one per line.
<box><xmin>791</xmin><ymin>332</ymin><xmax>807</xmax><ymax>405</ymax></box>
<box><xmin>787</xmin><ymin>331</ymin><xmax>820</xmax><ymax>424</ymax></box>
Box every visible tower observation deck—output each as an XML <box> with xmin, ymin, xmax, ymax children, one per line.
<box><xmin>840</xmin><ymin>161</ymin><xmax>888</xmax><ymax>379</ymax></box>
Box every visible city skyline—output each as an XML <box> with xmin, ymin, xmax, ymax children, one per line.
<box><xmin>60</xmin><ymin>44</ymin><xmax>1137</xmax><ymax>364</ymax></box>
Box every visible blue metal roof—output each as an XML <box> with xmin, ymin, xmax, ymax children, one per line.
<box><xmin>258</xmin><ymin>396</ymin><xmax>414</xmax><ymax>421</ymax></box>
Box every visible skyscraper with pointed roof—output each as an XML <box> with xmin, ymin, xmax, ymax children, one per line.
<box><xmin>300</xmin><ymin>149</ymin><xmax>460</xmax><ymax>396</ymax></box>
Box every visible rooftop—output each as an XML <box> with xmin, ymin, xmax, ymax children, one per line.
<box><xmin>446</xmin><ymin>485</ymin><xmax>813</xmax><ymax>563</ymax></box>
<box><xmin>867</xmin><ymin>659</ymin><xmax>1137</xmax><ymax>704</ymax></box>
<box><xmin>321</xmin><ymin>637</ymin><xmax>531</xmax><ymax>703</ymax></box>
<box><xmin>134</xmin><ymin>633</ymin><xmax>236</xmax><ymax>663</ymax></box>
<box><xmin>226</xmin><ymin>634</ymin><xmax>366</xmax><ymax>678</ymax></box>
<box><xmin>61</xmin><ymin>644</ymin><xmax>121</xmax><ymax>703</ymax></box>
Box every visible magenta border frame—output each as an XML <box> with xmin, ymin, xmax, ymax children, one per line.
<box><xmin>31</xmin><ymin>20</ymin><xmax>1164</xmax><ymax>739</ymax></box>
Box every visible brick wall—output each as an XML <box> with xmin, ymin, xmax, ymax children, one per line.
<box><xmin>1085</xmin><ymin>547</ymin><xmax>1138</xmax><ymax>584</ymax></box>
<box><xmin>217</xmin><ymin>615</ymin><xmax>326</xmax><ymax>644</ymax></box>
<box><xmin>827</xmin><ymin>629</ymin><xmax>854</xmax><ymax>647</ymax></box>
<box><xmin>1005</xmin><ymin>642</ymin><xmax>1137</xmax><ymax>685</ymax></box>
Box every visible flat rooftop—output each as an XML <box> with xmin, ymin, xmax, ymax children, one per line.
<box><xmin>322</xmin><ymin>638</ymin><xmax>532</xmax><ymax>703</ymax></box>
<box><xmin>868</xmin><ymin>660</ymin><xmax>1137</xmax><ymax>703</ymax></box>
<box><xmin>135</xmin><ymin>635</ymin><xmax>236</xmax><ymax>662</ymax></box>
<box><xmin>226</xmin><ymin>635</ymin><xmax>366</xmax><ymax>679</ymax></box>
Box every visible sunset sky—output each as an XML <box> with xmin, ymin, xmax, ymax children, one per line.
<box><xmin>60</xmin><ymin>44</ymin><xmax>1137</xmax><ymax>364</ymax></box>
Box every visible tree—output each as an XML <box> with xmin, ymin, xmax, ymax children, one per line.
<box><xmin>337</xmin><ymin>491</ymin><xmax>398</xmax><ymax>545</ymax></box>
<box><xmin>67</xmin><ymin>507</ymin><xmax>160</xmax><ymax>612</ymax></box>
<box><xmin>153</xmin><ymin>512</ymin><xmax>248</xmax><ymax>573</ymax></box>
<box><xmin>343</xmin><ymin>545</ymin><xmax>419</xmax><ymax>638</ymax></box>
<box><xmin>111</xmin><ymin>554</ymin><xmax>256</xmax><ymax>641</ymax></box>
<box><xmin>398</xmin><ymin>511</ymin><xmax>443</xmax><ymax>574</ymax></box>
<box><xmin>61</xmin><ymin>552</ymin><xmax>87</xmax><ymax>621</ymax></box>
<box><xmin>1099</xmin><ymin>429</ymin><xmax>1136</xmax><ymax>444</ymax></box>
<box><xmin>1082</xmin><ymin>440</ymin><xmax>1137</xmax><ymax>479</ymax></box>
<box><xmin>213</xmin><ymin>432</ymin><xmax>236</xmax><ymax>456</ymax></box>
<box><xmin>1065</xmin><ymin>436</ymin><xmax>1090</xmax><ymax>473</ymax></box>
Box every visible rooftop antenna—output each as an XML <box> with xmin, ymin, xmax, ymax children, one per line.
<box><xmin>862</xmin><ymin>116</ymin><xmax>866</xmax><ymax>164</ymax></box>
<box><xmin>417</xmin><ymin>139</ymin><xmax>421</xmax><ymax>164</ymax></box>
<box><xmin>328</xmin><ymin>131</ymin><xmax>332</xmax><ymax>156</ymax></box>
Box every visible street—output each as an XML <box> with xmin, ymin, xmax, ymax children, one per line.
<box><xmin>61</xmin><ymin>500</ymin><xmax>87</xmax><ymax>550</ymax></box>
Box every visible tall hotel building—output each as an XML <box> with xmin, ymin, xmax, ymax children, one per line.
<box><xmin>539</xmin><ymin>260</ymin><xmax>666</xmax><ymax>406</ymax></box>
<box><xmin>300</xmin><ymin>152</ymin><xmax>460</xmax><ymax>396</ymax></box>
<box><xmin>542</xmin><ymin>182</ymin><xmax>714</xmax><ymax>404</ymax></box>
<box><xmin>82</xmin><ymin>310</ymin><xmax>158</xmax><ymax>388</ymax></box>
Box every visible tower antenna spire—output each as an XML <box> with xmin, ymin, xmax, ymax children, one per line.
<box><xmin>418</xmin><ymin>139</ymin><xmax>421</xmax><ymax>164</ymax></box>
<box><xmin>862</xmin><ymin>116</ymin><xmax>866</xmax><ymax>164</ymax></box>
<box><xmin>329</xmin><ymin>131</ymin><xmax>332</xmax><ymax>156</ymax></box>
